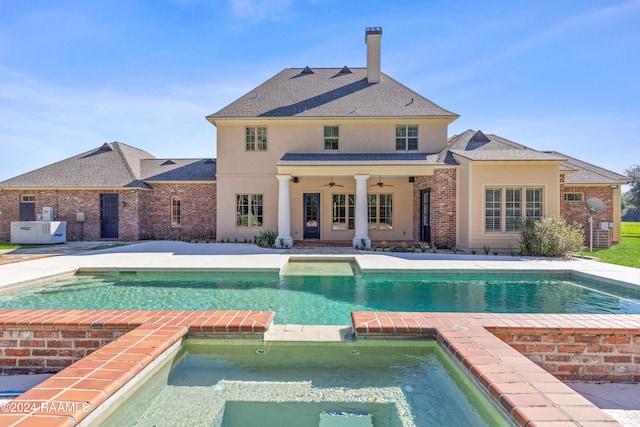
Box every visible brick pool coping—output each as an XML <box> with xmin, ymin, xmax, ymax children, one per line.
<box><xmin>353</xmin><ymin>312</ymin><xmax>640</xmax><ymax>427</ymax></box>
<box><xmin>0</xmin><ymin>309</ymin><xmax>273</xmax><ymax>426</ymax></box>
<box><xmin>1</xmin><ymin>310</ymin><xmax>638</xmax><ymax>426</ymax></box>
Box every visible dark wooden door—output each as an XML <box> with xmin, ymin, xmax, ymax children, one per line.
<box><xmin>19</xmin><ymin>203</ymin><xmax>35</xmax><ymax>221</ymax></box>
<box><xmin>421</xmin><ymin>188</ymin><xmax>431</xmax><ymax>243</ymax></box>
<box><xmin>303</xmin><ymin>193</ymin><xmax>320</xmax><ymax>239</ymax></box>
<box><xmin>100</xmin><ymin>194</ymin><xmax>119</xmax><ymax>238</ymax></box>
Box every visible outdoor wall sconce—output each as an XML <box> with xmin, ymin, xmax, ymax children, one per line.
<box><xmin>610</xmin><ymin>185</ymin><xmax>618</xmax><ymax>189</ymax></box>
<box><xmin>121</xmin><ymin>201</ymin><xmax>127</xmax><ymax>207</ymax></box>
<box><xmin>408</xmin><ymin>176</ymin><xmax>415</xmax><ymax>183</ymax></box>
<box><xmin>293</xmin><ymin>177</ymin><xmax>299</xmax><ymax>183</ymax></box>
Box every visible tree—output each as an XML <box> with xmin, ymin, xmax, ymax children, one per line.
<box><xmin>625</xmin><ymin>164</ymin><xmax>640</xmax><ymax>208</ymax></box>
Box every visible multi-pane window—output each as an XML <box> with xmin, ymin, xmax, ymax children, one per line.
<box><xmin>505</xmin><ymin>189</ymin><xmax>522</xmax><ymax>232</ymax></box>
<box><xmin>324</xmin><ymin>126</ymin><xmax>339</xmax><ymax>150</ymax></box>
<box><xmin>526</xmin><ymin>188</ymin><xmax>543</xmax><ymax>220</ymax></box>
<box><xmin>245</xmin><ymin>127</ymin><xmax>267</xmax><ymax>151</ymax></box>
<box><xmin>485</xmin><ymin>187</ymin><xmax>543</xmax><ymax>232</ymax></box>
<box><xmin>485</xmin><ymin>189</ymin><xmax>502</xmax><ymax>232</ymax></box>
<box><xmin>368</xmin><ymin>194</ymin><xmax>393</xmax><ymax>230</ymax></box>
<box><xmin>171</xmin><ymin>196</ymin><xmax>181</xmax><ymax>227</ymax></box>
<box><xmin>331</xmin><ymin>194</ymin><xmax>354</xmax><ymax>230</ymax></box>
<box><xmin>236</xmin><ymin>194</ymin><xmax>263</xmax><ymax>227</ymax></box>
<box><xmin>395</xmin><ymin>125</ymin><xmax>418</xmax><ymax>151</ymax></box>
<box><xmin>21</xmin><ymin>195</ymin><xmax>35</xmax><ymax>202</ymax></box>
<box><xmin>564</xmin><ymin>192</ymin><xmax>583</xmax><ymax>202</ymax></box>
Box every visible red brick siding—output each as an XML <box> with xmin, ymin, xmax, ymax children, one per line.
<box><xmin>141</xmin><ymin>183</ymin><xmax>216</xmax><ymax>240</ymax></box>
<box><xmin>411</xmin><ymin>169</ymin><xmax>457</xmax><ymax>248</ymax></box>
<box><xmin>562</xmin><ymin>185</ymin><xmax>615</xmax><ymax>245</ymax></box>
<box><xmin>496</xmin><ymin>332</ymin><xmax>640</xmax><ymax>382</ymax></box>
<box><xmin>431</xmin><ymin>169</ymin><xmax>457</xmax><ymax>248</ymax></box>
<box><xmin>0</xmin><ymin>184</ymin><xmax>216</xmax><ymax>242</ymax></box>
<box><xmin>0</xmin><ymin>330</ymin><xmax>124</xmax><ymax>375</ymax></box>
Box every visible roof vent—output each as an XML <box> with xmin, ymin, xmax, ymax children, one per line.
<box><xmin>98</xmin><ymin>143</ymin><xmax>113</xmax><ymax>152</ymax></box>
<box><xmin>300</xmin><ymin>66</ymin><xmax>314</xmax><ymax>75</ymax></box>
<box><xmin>339</xmin><ymin>66</ymin><xmax>352</xmax><ymax>74</ymax></box>
<box><xmin>161</xmin><ymin>160</ymin><xmax>176</xmax><ymax>165</ymax></box>
<box><xmin>204</xmin><ymin>159</ymin><xmax>215</xmax><ymax>164</ymax></box>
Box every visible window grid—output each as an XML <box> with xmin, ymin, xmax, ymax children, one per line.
<box><xmin>564</xmin><ymin>193</ymin><xmax>583</xmax><ymax>202</ymax></box>
<box><xmin>324</xmin><ymin>126</ymin><xmax>339</xmax><ymax>150</ymax></box>
<box><xmin>526</xmin><ymin>188</ymin><xmax>543</xmax><ymax>219</ymax></box>
<box><xmin>367</xmin><ymin>194</ymin><xmax>393</xmax><ymax>230</ymax></box>
<box><xmin>395</xmin><ymin>125</ymin><xmax>418</xmax><ymax>151</ymax></box>
<box><xmin>171</xmin><ymin>196</ymin><xmax>181</xmax><ymax>227</ymax></box>
<box><xmin>21</xmin><ymin>195</ymin><xmax>35</xmax><ymax>202</ymax></box>
<box><xmin>485</xmin><ymin>188</ymin><xmax>502</xmax><ymax>232</ymax></box>
<box><xmin>331</xmin><ymin>194</ymin><xmax>355</xmax><ymax>230</ymax></box>
<box><xmin>236</xmin><ymin>194</ymin><xmax>263</xmax><ymax>227</ymax></box>
<box><xmin>245</xmin><ymin>127</ymin><xmax>267</xmax><ymax>151</ymax></box>
<box><xmin>505</xmin><ymin>189</ymin><xmax>522</xmax><ymax>232</ymax></box>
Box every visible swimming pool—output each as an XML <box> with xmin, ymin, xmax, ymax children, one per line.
<box><xmin>97</xmin><ymin>340</ymin><xmax>510</xmax><ymax>427</ymax></box>
<box><xmin>1</xmin><ymin>270</ymin><xmax>639</xmax><ymax>324</ymax></box>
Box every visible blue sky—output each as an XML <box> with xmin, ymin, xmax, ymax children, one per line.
<box><xmin>0</xmin><ymin>0</ymin><xmax>638</xmax><ymax>185</ymax></box>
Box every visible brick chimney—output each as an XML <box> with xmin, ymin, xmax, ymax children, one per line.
<box><xmin>365</xmin><ymin>27</ymin><xmax>382</xmax><ymax>83</ymax></box>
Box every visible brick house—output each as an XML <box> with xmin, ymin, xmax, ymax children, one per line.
<box><xmin>0</xmin><ymin>28</ymin><xmax>628</xmax><ymax>250</ymax></box>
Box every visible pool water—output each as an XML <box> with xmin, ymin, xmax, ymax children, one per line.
<box><xmin>1</xmin><ymin>272</ymin><xmax>639</xmax><ymax>325</ymax></box>
<box><xmin>99</xmin><ymin>341</ymin><xmax>510</xmax><ymax>427</ymax></box>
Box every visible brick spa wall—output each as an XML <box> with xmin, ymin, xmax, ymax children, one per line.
<box><xmin>562</xmin><ymin>185</ymin><xmax>615</xmax><ymax>245</ymax></box>
<box><xmin>141</xmin><ymin>182</ymin><xmax>216</xmax><ymax>240</ymax></box>
<box><xmin>0</xmin><ymin>330</ymin><xmax>125</xmax><ymax>375</ymax></box>
<box><xmin>496</xmin><ymin>331</ymin><xmax>640</xmax><ymax>382</ymax></box>
<box><xmin>0</xmin><ymin>189</ymin><xmax>142</xmax><ymax>241</ymax></box>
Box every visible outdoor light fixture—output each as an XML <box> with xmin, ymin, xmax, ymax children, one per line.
<box><xmin>408</xmin><ymin>176</ymin><xmax>415</xmax><ymax>183</ymax></box>
<box><xmin>121</xmin><ymin>201</ymin><xmax>127</xmax><ymax>207</ymax></box>
<box><xmin>293</xmin><ymin>177</ymin><xmax>299</xmax><ymax>183</ymax></box>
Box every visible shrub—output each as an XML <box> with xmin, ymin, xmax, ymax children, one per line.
<box><xmin>519</xmin><ymin>216</ymin><xmax>584</xmax><ymax>258</ymax></box>
<box><xmin>400</xmin><ymin>241</ymin><xmax>408</xmax><ymax>252</ymax></box>
<box><xmin>420</xmin><ymin>242</ymin><xmax>428</xmax><ymax>253</ymax></box>
<box><xmin>483</xmin><ymin>245</ymin><xmax>490</xmax><ymax>255</ymax></box>
<box><xmin>381</xmin><ymin>241</ymin><xmax>388</xmax><ymax>251</ymax></box>
<box><xmin>254</xmin><ymin>230</ymin><xmax>278</xmax><ymax>248</ymax></box>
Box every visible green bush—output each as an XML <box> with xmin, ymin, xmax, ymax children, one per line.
<box><xmin>254</xmin><ymin>230</ymin><xmax>277</xmax><ymax>248</ymax></box>
<box><xmin>519</xmin><ymin>216</ymin><xmax>584</xmax><ymax>258</ymax></box>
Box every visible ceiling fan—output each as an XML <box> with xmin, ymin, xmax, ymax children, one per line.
<box><xmin>321</xmin><ymin>177</ymin><xmax>344</xmax><ymax>187</ymax></box>
<box><xmin>370</xmin><ymin>176</ymin><xmax>393</xmax><ymax>188</ymax></box>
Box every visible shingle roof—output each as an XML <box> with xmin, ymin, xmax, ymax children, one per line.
<box><xmin>140</xmin><ymin>158</ymin><xmax>216</xmax><ymax>181</ymax></box>
<box><xmin>552</xmin><ymin>152</ymin><xmax>629</xmax><ymax>185</ymax></box>
<box><xmin>443</xmin><ymin>130</ymin><xmax>628</xmax><ymax>185</ymax></box>
<box><xmin>0</xmin><ymin>142</ymin><xmax>217</xmax><ymax>189</ymax></box>
<box><xmin>279</xmin><ymin>152</ymin><xmax>442</xmax><ymax>165</ymax></box>
<box><xmin>0</xmin><ymin>142</ymin><xmax>155</xmax><ymax>189</ymax></box>
<box><xmin>207</xmin><ymin>68</ymin><xmax>459</xmax><ymax>119</ymax></box>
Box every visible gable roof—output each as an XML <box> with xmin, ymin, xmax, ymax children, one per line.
<box><xmin>207</xmin><ymin>68</ymin><xmax>459</xmax><ymax>120</ymax></box>
<box><xmin>0</xmin><ymin>142</ymin><xmax>216</xmax><ymax>189</ymax></box>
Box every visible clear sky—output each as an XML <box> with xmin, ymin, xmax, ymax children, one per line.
<box><xmin>1</xmin><ymin>0</ymin><xmax>638</xmax><ymax>184</ymax></box>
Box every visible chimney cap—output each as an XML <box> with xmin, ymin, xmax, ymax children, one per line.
<box><xmin>366</xmin><ymin>27</ymin><xmax>382</xmax><ymax>35</ymax></box>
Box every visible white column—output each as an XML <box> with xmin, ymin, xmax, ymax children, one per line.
<box><xmin>276</xmin><ymin>175</ymin><xmax>293</xmax><ymax>248</ymax></box>
<box><xmin>353</xmin><ymin>174</ymin><xmax>371</xmax><ymax>248</ymax></box>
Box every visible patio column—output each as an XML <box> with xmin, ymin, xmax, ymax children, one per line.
<box><xmin>276</xmin><ymin>174</ymin><xmax>293</xmax><ymax>248</ymax></box>
<box><xmin>353</xmin><ymin>174</ymin><xmax>371</xmax><ymax>248</ymax></box>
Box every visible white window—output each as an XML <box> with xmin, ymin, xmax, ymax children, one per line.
<box><xmin>331</xmin><ymin>194</ymin><xmax>354</xmax><ymax>230</ymax></box>
<box><xmin>395</xmin><ymin>125</ymin><xmax>418</xmax><ymax>151</ymax></box>
<box><xmin>245</xmin><ymin>127</ymin><xmax>267</xmax><ymax>151</ymax></box>
<box><xmin>564</xmin><ymin>192</ymin><xmax>583</xmax><ymax>202</ymax></box>
<box><xmin>324</xmin><ymin>126</ymin><xmax>339</xmax><ymax>150</ymax></box>
<box><xmin>485</xmin><ymin>187</ymin><xmax>543</xmax><ymax>233</ymax></box>
<box><xmin>171</xmin><ymin>196</ymin><xmax>181</xmax><ymax>227</ymax></box>
<box><xmin>236</xmin><ymin>194</ymin><xmax>263</xmax><ymax>227</ymax></box>
<box><xmin>368</xmin><ymin>194</ymin><xmax>393</xmax><ymax>230</ymax></box>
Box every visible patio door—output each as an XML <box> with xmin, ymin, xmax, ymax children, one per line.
<box><xmin>420</xmin><ymin>188</ymin><xmax>431</xmax><ymax>243</ymax></box>
<box><xmin>303</xmin><ymin>193</ymin><xmax>320</xmax><ymax>239</ymax></box>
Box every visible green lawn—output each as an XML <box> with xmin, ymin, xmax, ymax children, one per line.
<box><xmin>0</xmin><ymin>242</ymin><xmax>37</xmax><ymax>250</ymax></box>
<box><xmin>580</xmin><ymin>222</ymin><xmax>640</xmax><ymax>269</ymax></box>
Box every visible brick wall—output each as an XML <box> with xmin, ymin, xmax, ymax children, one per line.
<box><xmin>496</xmin><ymin>332</ymin><xmax>640</xmax><ymax>382</ymax></box>
<box><xmin>411</xmin><ymin>169</ymin><xmax>457</xmax><ymax>248</ymax></box>
<box><xmin>141</xmin><ymin>183</ymin><xmax>216</xmax><ymax>240</ymax></box>
<box><xmin>431</xmin><ymin>168</ymin><xmax>457</xmax><ymax>248</ymax></box>
<box><xmin>562</xmin><ymin>185</ymin><xmax>615</xmax><ymax>245</ymax></box>
<box><xmin>0</xmin><ymin>184</ymin><xmax>216</xmax><ymax>242</ymax></box>
<box><xmin>0</xmin><ymin>330</ymin><xmax>124</xmax><ymax>375</ymax></box>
